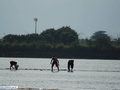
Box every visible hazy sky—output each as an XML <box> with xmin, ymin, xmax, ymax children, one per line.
<box><xmin>0</xmin><ymin>0</ymin><xmax>120</xmax><ymax>39</ymax></box>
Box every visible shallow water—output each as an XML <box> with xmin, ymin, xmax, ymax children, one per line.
<box><xmin>0</xmin><ymin>58</ymin><xmax>120</xmax><ymax>90</ymax></box>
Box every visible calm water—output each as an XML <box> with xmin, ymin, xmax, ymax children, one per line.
<box><xmin>0</xmin><ymin>58</ymin><xmax>120</xmax><ymax>90</ymax></box>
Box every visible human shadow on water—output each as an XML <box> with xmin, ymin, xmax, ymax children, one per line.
<box><xmin>51</xmin><ymin>69</ymin><xmax>59</xmax><ymax>73</ymax></box>
<box><xmin>10</xmin><ymin>69</ymin><xmax>18</xmax><ymax>71</ymax></box>
<box><xmin>68</xmin><ymin>71</ymin><xmax>74</xmax><ymax>73</ymax></box>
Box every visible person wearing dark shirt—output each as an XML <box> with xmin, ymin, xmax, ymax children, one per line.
<box><xmin>68</xmin><ymin>60</ymin><xmax>74</xmax><ymax>72</ymax></box>
<box><xmin>50</xmin><ymin>57</ymin><xmax>59</xmax><ymax>72</ymax></box>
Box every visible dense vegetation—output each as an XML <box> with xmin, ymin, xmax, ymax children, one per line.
<box><xmin>0</xmin><ymin>26</ymin><xmax>120</xmax><ymax>59</ymax></box>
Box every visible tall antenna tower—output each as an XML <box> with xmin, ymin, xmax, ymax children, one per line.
<box><xmin>34</xmin><ymin>18</ymin><xmax>38</xmax><ymax>34</ymax></box>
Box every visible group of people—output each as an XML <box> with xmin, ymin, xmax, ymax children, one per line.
<box><xmin>50</xmin><ymin>56</ymin><xmax>74</xmax><ymax>72</ymax></box>
<box><xmin>10</xmin><ymin>57</ymin><xmax>74</xmax><ymax>72</ymax></box>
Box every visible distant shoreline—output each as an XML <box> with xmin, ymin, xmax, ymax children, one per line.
<box><xmin>0</xmin><ymin>56</ymin><xmax>120</xmax><ymax>60</ymax></box>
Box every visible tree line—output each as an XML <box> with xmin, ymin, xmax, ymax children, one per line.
<box><xmin>0</xmin><ymin>26</ymin><xmax>120</xmax><ymax>59</ymax></box>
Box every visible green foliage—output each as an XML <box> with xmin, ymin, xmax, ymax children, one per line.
<box><xmin>90</xmin><ymin>31</ymin><xmax>111</xmax><ymax>49</ymax></box>
<box><xmin>0</xmin><ymin>28</ymin><xmax>120</xmax><ymax>59</ymax></box>
<box><xmin>56</xmin><ymin>26</ymin><xmax>79</xmax><ymax>45</ymax></box>
<box><xmin>40</xmin><ymin>26</ymin><xmax>79</xmax><ymax>45</ymax></box>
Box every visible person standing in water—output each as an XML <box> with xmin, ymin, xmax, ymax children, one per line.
<box><xmin>68</xmin><ymin>60</ymin><xmax>74</xmax><ymax>72</ymax></box>
<box><xmin>50</xmin><ymin>57</ymin><xmax>59</xmax><ymax>72</ymax></box>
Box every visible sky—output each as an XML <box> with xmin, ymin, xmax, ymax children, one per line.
<box><xmin>0</xmin><ymin>0</ymin><xmax>120</xmax><ymax>39</ymax></box>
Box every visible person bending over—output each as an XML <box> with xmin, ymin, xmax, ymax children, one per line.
<box><xmin>50</xmin><ymin>57</ymin><xmax>59</xmax><ymax>72</ymax></box>
<box><xmin>68</xmin><ymin>60</ymin><xmax>74</xmax><ymax>72</ymax></box>
<box><xmin>10</xmin><ymin>61</ymin><xmax>19</xmax><ymax>70</ymax></box>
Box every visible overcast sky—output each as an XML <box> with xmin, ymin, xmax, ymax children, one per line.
<box><xmin>0</xmin><ymin>0</ymin><xmax>120</xmax><ymax>39</ymax></box>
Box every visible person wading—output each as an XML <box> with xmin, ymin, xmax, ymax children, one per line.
<box><xmin>68</xmin><ymin>60</ymin><xmax>74</xmax><ymax>72</ymax></box>
<box><xmin>50</xmin><ymin>57</ymin><xmax>59</xmax><ymax>72</ymax></box>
